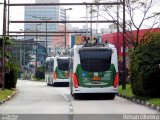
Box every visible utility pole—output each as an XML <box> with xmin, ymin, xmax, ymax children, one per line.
<box><xmin>83</xmin><ymin>2</ymin><xmax>88</xmax><ymax>37</ymax></box>
<box><xmin>45</xmin><ymin>21</ymin><xmax>48</xmax><ymax>56</ymax></box>
<box><xmin>96</xmin><ymin>5</ymin><xmax>99</xmax><ymax>35</ymax></box>
<box><xmin>40</xmin><ymin>17</ymin><xmax>53</xmax><ymax>57</ymax></box>
<box><xmin>7</xmin><ymin>0</ymin><xmax>9</xmax><ymax>35</ymax></box>
<box><xmin>86</xmin><ymin>4</ymin><xmax>88</xmax><ymax>36</ymax></box>
<box><xmin>19</xmin><ymin>36</ymin><xmax>21</xmax><ymax>69</ymax></box>
<box><xmin>64</xmin><ymin>8</ymin><xmax>72</xmax><ymax>47</ymax></box>
<box><xmin>122</xmin><ymin>0</ymin><xmax>126</xmax><ymax>90</ymax></box>
<box><xmin>64</xmin><ymin>10</ymin><xmax>66</xmax><ymax>47</ymax></box>
<box><xmin>2</xmin><ymin>0</ymin><xmax>7</xmax><ymax>90</ymax></box>
<box><xmin>19</xmin><ymin>31</ymin><xmax>23</xmax><ymax>70</ymax></box>
<box><xmin>36</xmin><ymin>26</ymin><xmax>38</xmax><ymax>71</ymax></box>
<box><xmin>16</xmin><ymin>32</ymin><xmax>21</xmax><ymax>69</ymax></box>
<box><xmin>117</xmin><ymin>0</ymin><xmax>120</xmax><ymax>61</ymax></box>
<box><xmin>35</xmin><ymin>24</ymin><xmax>41</xmax><ymax>70</ymax></box>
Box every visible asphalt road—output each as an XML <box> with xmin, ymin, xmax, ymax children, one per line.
<box><xmin>0</xmin><ymin>80</ymin><xmax>159</xmax><ymax>120</ymax></box>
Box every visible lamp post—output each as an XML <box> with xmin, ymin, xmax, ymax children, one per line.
<box><xmin>40</xmin><ymin>17</ymin><xmax>52</xmax><ymax>56</ymax></box>
<box><xmin>64</xmin><ymin>8</ymin><xmax>72</xmax><ymax>47</ymax></box>
<box><xmin>19</xmin><ymin>29</ymin><xmax>25</xmax><ymax>68</ymax></box>
<box><xmin>16</xmin><ymin>32</ymin><xmax>22</xmax><ymax>70</ymax></box>
<box><xmin>35</xmin><ymin>24</ymin><xmax>41</xmax><ymax>70</ymax></box>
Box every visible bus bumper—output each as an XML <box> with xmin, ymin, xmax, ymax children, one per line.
<box><xmin>54</xmin><ymin>79</ymin><xmax>69</xmax><ymax>83</ymax></box>
<box><xmin>73</xmin><ymin>86</ymin><xmax>118</xmax><ymax>94</ymax></box>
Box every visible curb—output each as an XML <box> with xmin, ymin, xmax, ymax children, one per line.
<box><xmin>117</xmin><ymin>94</ymin><xmax>160</xmax><ymax>112</ymax></box>
<box><xmin>0</xmin><ymin>90</ymin><xmax>16</xmax><ymax>105</ymax></box>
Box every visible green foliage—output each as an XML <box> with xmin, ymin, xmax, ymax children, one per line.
<box><xmin>0</xmin><ymin>37</ymin><xmax>13</xmax><ymax>59</ymax></box>
<box><xmin>5</xmin><ymin>62</ymin><xmax>18</xmax><ymax>89</ymax></box>
<box><xmin>35</xmin><ymin>66</ymin><xmax>45</xmax><ymax>79</ymax></box>
<box><xmin>129</xmin><ymin>32</ymin><xmax>160</xmax><ymax>97</ymax></box>
<box><xmin>0</xmin><ymin>37</ymin><xmax>18</xmax><ymax>89</ymax></box>
<box><xmin>0</xmin><ymin>36</ymin><xmax>13</xmax><ymax>46</ymax></box>
<box><xmin>118</xmin><ymin>84</ymin><xmax>160</xmax><ymax>106</ymax></box>
<box><xmin>118</xmin><ymin>84</ymin><xmax>135</xmax><ymax>98</ymax></box>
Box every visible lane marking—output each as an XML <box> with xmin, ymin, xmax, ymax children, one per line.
<box><xmin>62</xmin><ymin>94</ymin><xmax>74</xmax><ymax>120</ymax></box>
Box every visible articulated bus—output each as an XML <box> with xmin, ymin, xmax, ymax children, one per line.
<box><xmin>45</xmin><ymin>56</ymin><xmax>70</xmax><ymax>86</ymax></box>
<box><xmin>69</xmin><ymin>43</ymin><xmax>119</xmax><ymax>99</ymax></box>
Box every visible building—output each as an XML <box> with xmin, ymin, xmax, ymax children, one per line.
<box><xmin>51</xmin><ymin>9</ymin><xmax>73</xmax><ymax>52</ymax></box>
<box><xmin>101</xmin><ymin>28</ymin><xmax>160</xmax><ymax>62</ymax></box>
<box><xmin>24</xmin><ymin>0</ymin><xmax>65</xmax><ymax>54</ymax></box>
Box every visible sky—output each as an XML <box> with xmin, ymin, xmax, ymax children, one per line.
<box><xmin>0</xmin><ymin>0</ymin><xmax>109</xmax><ymax>35</ymax></box>
<box><xmin>1</xmin><ymin>0</ymin><xmax>159</xmax><ymax>36</ymax></box>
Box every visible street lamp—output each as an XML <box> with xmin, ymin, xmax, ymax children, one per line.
<box><xmin>19</xmin><ymin>29</ymin><xmax>26</xmax><ymax>66</ymax></box>
<box><xmin>15</xmin><ymin>32</ymin><xmax>22</xmax><ymax>78</ymax></box>
<box><xmin>35</xmin><ymin>24</ymin><xmax>41</xmax><ymax>70</ymax></box>
<box><xmin>64</xmin><ymin>8</ymin><xmax>72</xmax><ymax>47</ymax></box>
<box><xmin>40</xmin><ymin>17</ymin><xmax>53</xmax><ymax>56</ymax></box>
<box><xmin>18</xmin><ymin>33</ymin><xmax>22</xmax><ymax>67</ymax></box>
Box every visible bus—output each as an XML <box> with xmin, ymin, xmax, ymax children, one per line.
<box><xmin>69</xmin><ymin>43</ymin><xmax>119</xmax><ymax>99</ymax></box>
<box><xmin>45</xmin><ymin>56</ymin><xmax>70</xmax><ymax>86</ymax></box>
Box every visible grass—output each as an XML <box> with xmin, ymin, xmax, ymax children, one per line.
<box><xmin>148</xmin><ymin>98</ymin><xmax>160</xmax><ymax>106</ymax></box>
<box><xmin>0</xmin><ymin>89</ymin><xmax>15</xmax><ymax>101</ymax></box>
<box><xmin>118</xmin><ymin>84</ymin><xmax>135</xmax><ymax>98</ymax></box>
<box><xmin>118</xmin><ymin>84</ymin><xmax>160</xmax><ymax>106</ymax></box>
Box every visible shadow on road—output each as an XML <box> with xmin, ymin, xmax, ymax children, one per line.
<box><xmin>73</xmin><ymin>93</ymin><xmax>116</xmax><ymax>101</ymax></box>
<box><xmin>52</xmin><ymin>82</ymin><xmax>69</xmax><ymax>87</ymax></box>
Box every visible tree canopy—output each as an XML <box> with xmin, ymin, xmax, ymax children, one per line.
<box><xmin>92</xmin><ymin>0</ymin><xmax>160</xmax><ymax>47</ymax></box>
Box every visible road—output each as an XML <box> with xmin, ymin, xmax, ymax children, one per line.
<box><xmin>0</xmin><ymin>80</ymin><xmax>159</xmax><ymax>120</ymax></box>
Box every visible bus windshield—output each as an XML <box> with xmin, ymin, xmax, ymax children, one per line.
<box><xmin>57</xmin><ymin>58</ymin><xmax>70</xmax><ymax>71</ymax></box>
<box><xmin>79</xmin><ymin>49</ymin><xmax>112</xmax><ymax>72</ymax></box>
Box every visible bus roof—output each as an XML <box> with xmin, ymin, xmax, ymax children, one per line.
<box><xmin>45</xmin><ymin>56</ymin><xmax>55</xmax><ymax>62</ymax></box>
<box><xmin>73</xmin><ymin>43</ymin><xmax>116</xmax><ymax>50</ymax></box>
<box><xmin>56</xmin><ymin>56</ymin><xmax>70</xmax><ymax>59</ymax></box>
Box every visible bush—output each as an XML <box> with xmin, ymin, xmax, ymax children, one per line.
<box><xmin>35</xmin><ymin>66</ymin><xmax>45</xmax><ymax>79</ymax></box>
<box><xmin>129</xmin><ymin>32</ymin><xmax>160</xmax><ymax>97</ymax></box>
<box><xmin>0</xmin><ymin>37</ymin><xmax>18</xmax><ymax>89</ymax></box>
<box><xmin>5</xmin><ymin>62</ymin><xmax>18</xmax><ymax>89</ymax></box>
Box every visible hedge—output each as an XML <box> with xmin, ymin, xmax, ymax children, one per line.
<box><xmin>129</xmin><ymin>32</ymin><xmax>160</xmax><ymax>97</ymax></box>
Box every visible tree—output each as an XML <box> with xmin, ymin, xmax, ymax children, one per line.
<box><xmin>129</xmin><ymin>32</ymin><xmax>160</xmax><ymax>97</ymax></box>
<box><xmin>92</xmin><ymin>0</ymin><xmax>160</xmax><ymax>48</ymax></box>
<box><xmin>0</xmin><ymin>37</ymin><xmax>13</xmax><ymax>60</ymax></box>
<box><xmin>0</xmin><ymin>37</ymin><xmax>18</xmax><ymax>89</ymax></box>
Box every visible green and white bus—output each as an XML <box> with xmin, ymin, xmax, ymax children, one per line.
<box><xmin>69</xmin><ymin>43</ymin><xmax>119</xmax><ymax>99</ymax></box>
<box><xmin>45</xmin><ymin>56</ymin><xmax>70</xmax><ymax>86</ymax></box>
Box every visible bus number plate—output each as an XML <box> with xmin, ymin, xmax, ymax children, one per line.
<box><xmin>92</xmin><ymin>81</ymin><xmax>100</xmax><ymax>84</ymax></box>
